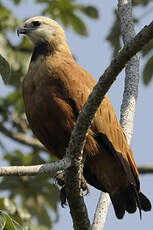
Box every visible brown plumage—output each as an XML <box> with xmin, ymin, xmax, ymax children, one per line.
<box><xmin>17</xmin><ymin>16</ymin><xmax>151</xmax><ymax>219</ymax></box>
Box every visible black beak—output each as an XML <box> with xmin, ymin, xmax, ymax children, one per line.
<box><xmin>17</xmin><ymin>27</ymin><xmax>28</xmax><ymax>37</ymax></box>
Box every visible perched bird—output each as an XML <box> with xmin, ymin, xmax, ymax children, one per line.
<box><xmin>17</xmin><ymin>16</ymin><xmax>151</xmax><ymax>219</ymax></box>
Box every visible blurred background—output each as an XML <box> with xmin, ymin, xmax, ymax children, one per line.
<box><xmin>0</xmin><ymin>0</ymin><xmax>153</xmax><ymax>229</ymax></box>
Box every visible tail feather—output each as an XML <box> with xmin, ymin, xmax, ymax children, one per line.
<box><xmin>111</xmin><ymin>192</ymin><xmax>126</xmax><ymax>219</ymax></box>
<box><xmin>133</xmin><ymin>186</ymin><xmax>142</xmax><ymax>219</ymax></box>
<box><xmin>110</xmin><ymin>184</ymin><xmax>151</xmax><ymax>219</ymax></box>
<box><xmin>139</xmin><ymin>192</ymin><xmax>152</xmax><ymax>211</ymax></box>
<box><xmin>126</xmin><ymin>189</ymin><xmax>137</xmax><ymax>213</ymax></box>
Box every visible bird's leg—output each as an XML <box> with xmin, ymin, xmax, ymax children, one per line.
<box><xmin>55</xmin><ymin>171</ymin><xmax>90</xmax><ymax>207</ymax></box>
<box><xmin>55</xmin><ymin>171</ymin><xmax>65</xmax><ymax>187</ymax></box>
<box><xmin>81</xmin><ymin>175</ymin><xmax>90</xmax><ymax>195</ymax></box>
<box><xmin>55</xmin><ymin>171</ymin><xmax>66</xmax><ymax>207</ymax></box>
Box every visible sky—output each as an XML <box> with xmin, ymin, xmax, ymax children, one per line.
<box><xmin>0</xmin><ymin>0</ymin><xmax>153</xmax><ymax>230</ymax></box>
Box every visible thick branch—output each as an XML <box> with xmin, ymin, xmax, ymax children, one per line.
<box><xmin>0</xmin><ymin>156</ymin><xmax>71</xmax><ymax>176</ymax></box>
<box><xmin>0</xmin><ymin>164</ymin><xmax>151</xmax><ymax>177</ymax></box>
<box><xmin>92</xmin><ymin>193</ymin><xmax>110</xmax><ymax>230</ymax></box>
<box><xmin>119</xmin><ymin>0</ymin><xmax>139</xmax><ymax>143</ymax></box>
<box><xmin>64</xmin><ymin>19</ymin><xmax>153</xmax><ymax>230</ymax></box>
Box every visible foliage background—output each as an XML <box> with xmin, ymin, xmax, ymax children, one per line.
<box><xmin>0</xmin><ymin>0</ymin><xmax>153</xmax><ymax>230</ymax></box>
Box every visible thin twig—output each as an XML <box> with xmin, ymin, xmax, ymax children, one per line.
<box><xmin>138</xmin><ymin>165</ymin><xmax>153</xmax><ymax>174</ymax></box>
<box><xmin>0</xmin><ymin>122</ymin><xmax>45</xmax><ymax>151</ymax></box>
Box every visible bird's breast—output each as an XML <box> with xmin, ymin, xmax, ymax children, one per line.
<box><xmin>22</xmin><ymin>72</ymin><xmax>76</xmax><ymax>158</ymax></box>
<box><xmin>27</xmin><ymin>58</ymin><xmax>53</xmax><ymax>90</ymax></box>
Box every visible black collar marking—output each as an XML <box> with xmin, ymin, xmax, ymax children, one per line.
<box><xmin>31</xmin><ymin>42</ymin><xmax>54</xmax><ymax>62</ymax></box>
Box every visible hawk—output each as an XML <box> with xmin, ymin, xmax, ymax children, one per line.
<box><xmin>17</xmin><ymin>16</ymin><xmax>151</xmax><ymax>219</ymax></box>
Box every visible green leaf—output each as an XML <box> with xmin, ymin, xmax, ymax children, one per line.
<box><xmin>80</xmin><ymin>6</ymin><xmax>99</xmax><ymax>19</ymax></box>
<box><xmin>60</xmin><ymin>13</ymin><xmax>70</xmax><ymax>27</ymax></box>
<box><xmin>0</xmin><ymin>213</ymin><xmax>6</xmax><ymax>230</ymax></box>
<box><xmin>2</xmin><ymin>213</ymin><xmax>16</xmax><ymax>230</ymax></box>
<box><xmin>1</xmin><ymin>212</ymin><xmax>24</xmax><ymax>230</ymax></box>
<box><xmin>5</xmin><ymin>89</ymin><xmax>24</xmax><ymax>115</ymax></box>
<box><xmin>0</xmin><ymin>199</ymin><xmax>6</xmax><ymax>211</ymax></box>
<box><xmin>132</xmin><ymin>0</ymin><xmax>151</xmax><ymax>6</ymax></box>
<box><xmin>0</xmin><ymin>54</ymin><xmax>11</xmax><ymax>85</ymax></box>
<box><xmin>30</xmin><ymin>205</ymin><xmax>52</xmax><ymax>228</ymax></box>
<box><xmin>143</xmin><ymin>56</ymin><xmax>153</xmax><ymax>85</ymax></box>
<box><xmin>69</xmin><ymin>14</ymin><xmax>88</xmax><ymax>36</ymax></box>
<box><xmin>11</xmin><ymin>0</ymin><xmax>21</xmax><ymax>4</ymax></box>
<box><xmin>106</xmin><ymin>10</ymin><xmax>121</xmax><ymax>55</ymax></box>
<box><xmin>16</xmin><ymin>207</ymin><xmax>31</xmax><ymax>220</ymax></box>
<box><xmin>11</xmin><ymin>221</ymin><xmax>24</xmax><ymax>230</ymax></box>
<box><xmin>4</xmin><ymin>198</ymin><xmax>16</xmax><ymax>215</ymax></box>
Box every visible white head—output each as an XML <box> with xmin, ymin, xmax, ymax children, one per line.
<box><xmin>17</xmin><ymin>16</ymin><xmax>66</xmax><ymax>46</ymax></box>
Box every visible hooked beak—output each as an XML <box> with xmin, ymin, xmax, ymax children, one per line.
<box><xmin>17</xmin><ymin>26</ymin><xmax>30</xmax><ymax>37</ymax></box>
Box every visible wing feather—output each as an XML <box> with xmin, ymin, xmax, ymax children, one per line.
<box><xmin>93</xmin><ymin>95</ymin><xmax>140</xmax><ymax>189</ymax></box>
<box><xmin>58</xmin><ymin>60</ymin><xmax>140</xmax><ymax>189</ymax></box>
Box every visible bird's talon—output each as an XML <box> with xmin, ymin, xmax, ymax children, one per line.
<box><xmin>81</xmin><ymin>176</ymin><xmax>90</xmax><ymax>195</ymax></box>
<box><xmin>55</xmin><ymin>172</ymin><xmax>65</xmax><ymax>187</ymax></box>
<box><xmin>60</xmin><ymin>186</ymin><xmax>67</xmax><ymax>208</ymax></box>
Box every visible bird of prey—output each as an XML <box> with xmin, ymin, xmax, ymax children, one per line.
<box><xmin>17</xmin><ymin>16</ymin><xmax>151</xmax><ymax>219</ymax></box>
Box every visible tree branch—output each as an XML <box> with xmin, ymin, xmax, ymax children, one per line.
<box><xmin>92</xmin><ymin>1</ymin><xmax>140</xmax><ymax>229</ymax></box>
<box><xmin>0</xmin><ymin>122</ymin><xmax>45</xmax><ymax>151</ymax></box>
<box><xmin>92</xmin><ymin>193</ymin><xmax>110</xmax><ymax>230</ymax></box>
<box><xmin>119</xmin><ymin>0</ymin><xmax>139</xmax><ymax>143</ymax></box>
<box><xmin>0</xmin><ymin>163</ymin><xmax>152</xmax><ymax>177</ymax></box>
<box><xmin>0</xmin><ymin>156</ymin><xmax>71</xmax><ymax>176</ymax></box>
<box><xmin>138</xmin><ymin>165</ymin><xmax>153</xmax><ymax>174</ymax></box>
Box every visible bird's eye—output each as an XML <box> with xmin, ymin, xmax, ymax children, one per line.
<box><xmin>32</xmin><ymin>21</ymin><xmax>41</xmax><ymax>27</ymax></box>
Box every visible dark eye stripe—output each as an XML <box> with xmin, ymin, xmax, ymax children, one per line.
<box><xmin>32</xmin><ymin>21</ymin><xmax>41</xmax><ymax>26</ymax></box>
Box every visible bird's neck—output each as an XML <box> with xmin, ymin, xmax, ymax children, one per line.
<box><xmin>31</xmin><ymin>42</ymin><xmax>54</xmax><ymax>62</ymax></box>
<box><xmin>31</xmin><ymin>40</ymin><xmax>72</xmax><ymax>62</ymax></box>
